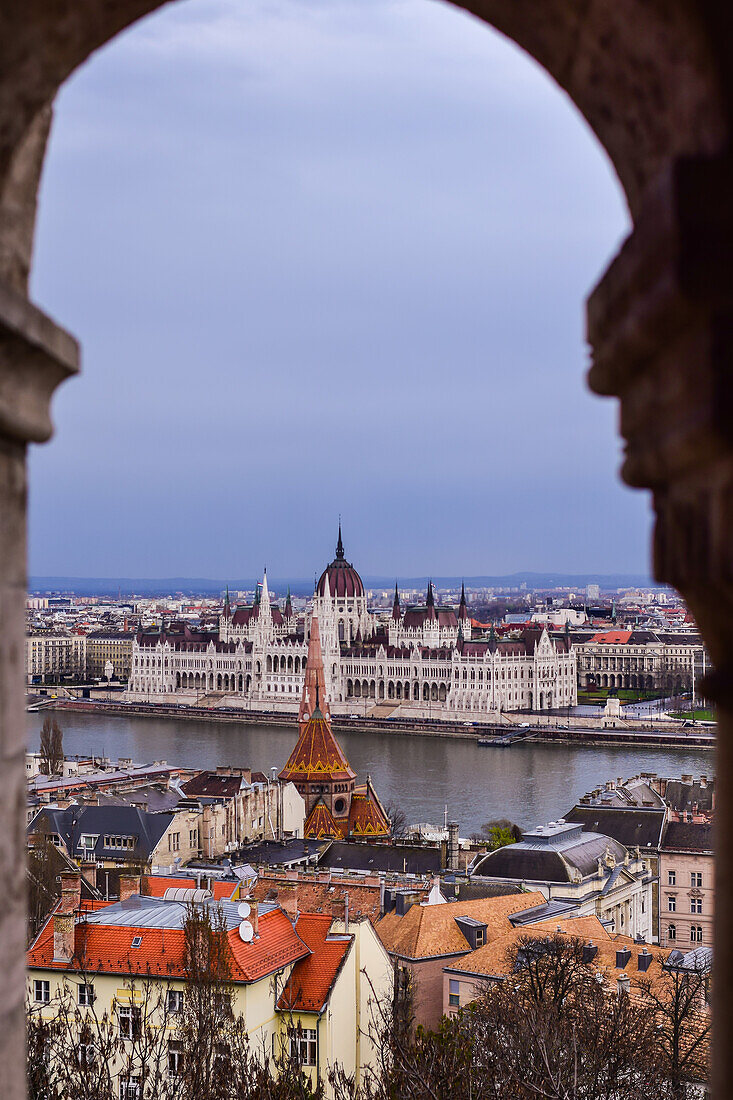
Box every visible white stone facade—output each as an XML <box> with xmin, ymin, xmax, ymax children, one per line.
<box><xmin>128</xmin><ymin>550</ymin><xmax>576</xmax><ymax>715</ymax></box>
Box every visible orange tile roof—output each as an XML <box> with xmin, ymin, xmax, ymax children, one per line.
<box><xmin>280</xmin><ymin>707</ymin><xmax>356</xmax><ymax>785</ymax></box>
<box><xmin>589</xmin><ymin>630</ymin><xmax>632</xmax><ymax>644</ymax></box>
<box><xmin>377</xmin><ymin>892</ymin><xmax>546</xmax><ymax>959</ymax></box>
<box><xmin>27</xmin><ymin>905</ymin><xmax>309</xmax><ymax>984</ymax></box>
<box><xmin>277</xmin><ymin>914</ymin><xmax>351</xmax><ymax>1013</ymax></box>
<box><xmin>304</xmin><ymin>800</ymin><xmax>346</xmax><ymax>840</ymax></box>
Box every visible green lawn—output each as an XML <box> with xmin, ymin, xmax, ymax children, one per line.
<box><xmin>669</xmin><ymin>708</ymin><xmax>716</xmax><ymax>723</ymax></box>
<box><xmin>577</xmin><ymin>688</ymin><xmax>664</xmax><ymax>705</ymax></box>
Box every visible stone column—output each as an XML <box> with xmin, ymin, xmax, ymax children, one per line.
<box><xmin>0</xmin><ymin>107</ymin><xmax>79</xmax><ymax>1099</ymax></box>
<box><xmin>587</xmin><ymin>153</ymin><xmax>733</xmax><ymax>1095</ymax></box>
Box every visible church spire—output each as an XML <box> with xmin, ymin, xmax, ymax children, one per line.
<box><xmin>297</xmin><ymin>613</ymin><xmax>331</xmax><ymax>728</ymax></box>
<box><xmin>285</xmin><ymin>585</ymin><xmax>293</xmax><ymax>619</ymax></box>
<box><xmin>392</xmin><ymin>582</ymin><xmax>401</xmax><ymax>621</ymax></box>
<box><xmin>223</xmin><ymin>584</ymin><xmax>231</xmax><ymax>618</ymax></box>
<box><xmin>336</xmin><ymin>520</ymin><xmax>345</xmax><ymax>560</ymax></box>
<box><xmin>426</xmin><ymin>579</ymin><xmax>434</xmax><ymax>608</ymax></box>
<box><xmin>458</xmin><ymin>581</ymin><xmax>468</xmax><ymax>621</ymax></box>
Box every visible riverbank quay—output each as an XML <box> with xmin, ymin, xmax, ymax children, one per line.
<box><xmin>40</xmin><ymin>698</ymin><xmax>716</xmax><ymax>749</ymax></box>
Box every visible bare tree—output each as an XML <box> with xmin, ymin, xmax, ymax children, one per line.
<box><xmin>39</xmin><ymin>715</ymin><xmax>64</xmax><ymax>776</ymax></box>
<box><xmin>636</xmin><ymin>955</ymin><xmax>711</xmax><ymax>1098</ymax></box>
<box><xmin>383</xmin><ymin>802</ymin><xmax>407</xmax><ymax>837</ymax></box>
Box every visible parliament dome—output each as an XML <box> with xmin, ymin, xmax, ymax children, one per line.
<box><xmin>317</xmin><ymin>526</ymin><xmax>364</xmax><ymax>599</ymax></box>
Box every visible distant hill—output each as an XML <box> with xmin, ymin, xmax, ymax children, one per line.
<box><xmin>29</xmin><ymin>571</ymin><xmax>659</xmax><ymax>598</ymax></box>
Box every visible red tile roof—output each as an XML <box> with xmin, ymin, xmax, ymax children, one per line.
<box><xmin>589</xmin><ymin>630</ymin><xmax>633</xmax><ymax>644</ymax></box>
<box><xmin>27</xmin><ymin>905</ymin><xmax>308</xmax><ymax>983</ymax></box>
<box><xmin>277</xmin><ymin>914</ymin><xmax>351</xmax><ymax>1013</ymax></box>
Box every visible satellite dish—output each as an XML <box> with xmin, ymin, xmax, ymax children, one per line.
<box><xmin>237</xmin><ymin>902</ymin><xmax>251</xmax><ymax>919</ymax></box>
<box><xmin>238</xmin><ymin>920</ymin><xmax>253</xmax><ymax>943</ymax></box>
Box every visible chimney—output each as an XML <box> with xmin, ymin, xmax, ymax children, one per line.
<box><xmin>53</xmin><ymin>912</ymin><xmax>75</xmax><ymax>963</ymax></box>
<box><xmin>617</xmin><ymin>973</ymin><xmax>631</xmax><ymax>996</ymax></box>
<box><xmin>279</xmin><ymin>885</ymin><xmax>299</xmax><ymax>920</ymax></box>
<box><xmin>59</xmin><ymin>871</ymin><xmax>81</xmax><ymax>914</ymax></box>
<box><xmin>615</xmin><ymin>947</ymin><xmax>632</xmax><ymax>969</ymax></box>
<box><xmin>249</xmin><ymin>899</ymin><xmax>259</xmax><ymax>937</ymax></box>
<box><xmin>344</xmin><ymin>892</ymin><xmax>349</xmax><ymax>934</ymax></box>
<box><xmin>119</xmin><ymin>875</ymin><xmax>141</xmax><ymax>902</ymax></box>
<box><xmin>582</xmin><ymin>942</ymin><xmax>598</xmax><ymax>963</ymax></box>
<box><xmin>80</xmin><ymin>861</ymin><xmax>97</xmax><ymax>891</ymax></box>
<box><xmin>447</xmin><ymin>821</ymin><xmax>460</xmax><ymax>872</ymax></box>
<box><xmin>637</xmin><ymin>948</ymin><xmax>652</xmax><ymax>972</ymax></box>
<box><xmin>331</xmin><ymin>897</ymin><xmax>346</xmax><ymax>924</ymax></box>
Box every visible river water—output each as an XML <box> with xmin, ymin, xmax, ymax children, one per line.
<box><xmin>27</xmin><ymin>712</ymin><xmax>715</xmax><ymax>836</ymax></box>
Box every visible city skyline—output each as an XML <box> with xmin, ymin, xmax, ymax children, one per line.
<box><xmin>28</xmin><ymin>0</ymin><xmax>650</xmax><ymax>579</ymax></box>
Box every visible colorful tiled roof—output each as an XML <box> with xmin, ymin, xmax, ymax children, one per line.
<box><xmin>277</xmin><ymin>914</ymin><xmax>351</xmax><ymax>1013</ymax></box>
<box><xmin>303</xmin><ymin>800</ymin><xmax>345</xmax><ymax>840</ymax></box>
<box><xmin>280</xmin><ymin>707</ymin><xmax>355</xmax><ymax>785</ymax></box>
<box><xmin>377</xmin><ymin>892</ymin><xmax>546</xmax><ymax>959</ymax></box>
<box><xmin>348</xmin><ymin>785</ymin><xmax>390</xmax><ymax>839</ymax></box>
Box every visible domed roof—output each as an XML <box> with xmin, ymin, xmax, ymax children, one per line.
<box><xmin>316</xmin><ymin>526</ymin><xmax>364</xmax><ymax>599</ymax></box>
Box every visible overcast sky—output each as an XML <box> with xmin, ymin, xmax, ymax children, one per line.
<box><xmin>29</xmin><ymin>0</ymin><xmax>651</xmax><ymax>581</ymax></box>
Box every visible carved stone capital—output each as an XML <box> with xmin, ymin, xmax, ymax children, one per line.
<box><xmin>0</xmin><ymin>280</ymin><xmax>78</xmax><ymax>445</ymax></box>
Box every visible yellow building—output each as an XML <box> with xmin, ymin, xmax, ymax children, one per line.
<box><xmin>27</xmin><ymin>872</ymin><xmax>392</xmax><ymax>1097</ymax></box>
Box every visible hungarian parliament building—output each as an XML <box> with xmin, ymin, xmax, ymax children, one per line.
<box><xmin>128</xmin><ymin>529</ymin><xmax>577</xmax><ymax>716</ymax></box>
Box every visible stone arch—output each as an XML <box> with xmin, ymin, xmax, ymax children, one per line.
<box><xmin>4</xmin><ymin>2</ymin><xmax>733</xmax><ymax>1093</ymax></box>
<box><xmin>379</xmin><ymin>680</ymin><xmax>385</xmax><ymax>699</ymax></box>
<box><xmin>266</xmin><ymin>655</ymin><xmax>272</xmax><ymax>673</ymax></box>
<box><xmin>294</xmin><ymin>656</ymin><xmax>300</xmax><ymax>673</ymax></box>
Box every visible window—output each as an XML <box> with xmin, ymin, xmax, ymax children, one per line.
<box><xmin>691</xmin><ymin>926</ymin><xmax>703</xmax><ymax>943</ymax></box>
<box><xmin>189</xmin><ymin>829</ymin><xmax>198</xmax><ymax>848</ymax></box>
<box><xmin>168</xmin><ymin>832</ymin><xmax>180</xmax><ymax>852</ymax></box>
<box><xmin>119</xmin><ymin>1077</ymin><xmax>141</xmax><ymax>1100</ymax></box>
<box><xmin>668</xmin><ymin>896</ymin><xmax>677</xmax><ymax>912</ymax></box>
<box><xmin>131</xmin><ymin>936</ymin><xmax>142</xmax><ymax>949</ymax></box>
<box><xmin>118</xmin><ymin>1005</ymin><xmax>141</xmax><ymax>1040</ymax></box>
<box><xmin>290</xmin><ymin>1027</ymin><xmax>317</xmax><ymax>1066</ymax></box>
<box><xmin>167</xmin><ymin>989</ymin><xmax>184</xmax><ymax>1014</ymax></box>
<box><xmin>78</xmin><ymin>1040</ymin><xmax>95</xmax><ymax>1066</ymax></box>
<box><xmin>691</xmin><ymin>872</ymin><xmax>703</xmax><ymax>887</ymax></box>
<box><xmin>78</xmin><ymin>982</ymin><xmax>94</xmax><ymax>1006</ymax></box>
<box><xmin>668</xmin><ymin>924</ymin><xmax>676</xmax><ymax>941</ymax></box>
<box><xmin>449</xmin><ymin>979</ymin><xmax>460</xmax><ymax>1007</ymax></box>
<box><xmin>691</xmin><ymin>897</ymin><xmax>703</xmax><ymax>914</ymax></box>
<box><xmin>79</xmin><ymin>834</ymin><xmax>97</xmax><ymax>851</ymax></box>
<box><xmin>168</xmin><ymin>1040</ymin><xmax>184</xmax><ymax>1077</ymax></box>
<box><xmin>34</xmin><ymin>979</ymin><xmax>50</xmax><ymax>1003</ymax></box>
<box><xmin>213</xmin><ymin>992</ymin><xmax>232</xmax><ymax>1016</ymax></box>
<box><xmin>667</xmin><ymin>870</ymin><xmax>676</xmax><ymax>886</ymax></box>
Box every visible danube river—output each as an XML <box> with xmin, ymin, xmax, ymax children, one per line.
<box><xmin>27</xmin><ymin>711</ymin><xmax>715</xmax><ymax>836</ymax></box>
